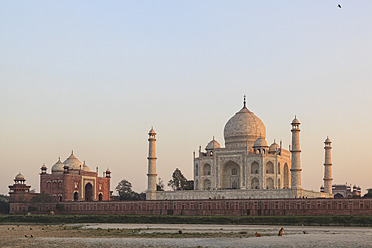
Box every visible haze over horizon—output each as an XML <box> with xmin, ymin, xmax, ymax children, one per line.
<box><xmin>1</xmin><ymin>1</ymin><xmax>372</xmax><ymax>195</ymax></box>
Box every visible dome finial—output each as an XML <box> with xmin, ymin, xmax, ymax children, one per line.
<box><xmin>71</xmin><ymin>150</ymin><xmax>74</xmax><ymax>155</ymax></box>
<box><xmin>243</xmin><ymin>95</ymin><xmax>246</xmax><ymax>107</ymax></box>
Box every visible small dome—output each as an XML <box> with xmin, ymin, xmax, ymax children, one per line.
<box><xmin>41</xmin><ymin>163</ymin><xmax>47</xmax><ymax>170</ymax></box>
<box><xmin>83</xmin><ymin>161</ymin><xmax>91</xmax><ymax>172</ymax></box>
<box><xmin>63</xmin><ymin>151</ymin><xmax>83</xmax><ymax>170</ymax></box>
<box><xmin>15</xmin><ymin>172</ymin><xmax>25</xmax><ymax>181</ymax></box>
<box><xmin>51</xmin><ymin>158</ymin><xmax>64</xmax><ymax>173</ymax></box>
<box><xmin>291</xmin><ymin>116</ymin><xmax>300</xmax><ymax>125</ymax></box>
<box><xmin>149</xmin><ymin>128</ymin><xmax>156</xmax><ymax>135</ymax></box>
<box><xmin>206</xmin><ymin>138</ymin><xmax>221</xmax><ymax>150</ymax></box>
<box><xmin>106</xmin><ymin>168</ymin><xmax>111</xmax><ymax>173</ymax></box>
<box><xmin>253</xmin><ymin>137</ymin><xmax>268</xmax><ymax>148</ymax></box>
<box><xmin>269</xmin><ymin>141</ymin><xmax>280</xmax><ymax>152</ymax></box>
<box><xmin>325</xmin><ymin>137</ymin><xmax>332</xmax><ymax>143</ymax></box>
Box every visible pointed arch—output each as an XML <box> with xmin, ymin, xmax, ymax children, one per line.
<box><xmin>266</xmin><ymin>161</ymin><xmax>274</xmax><ymax>174</ymax></box>
<box><xmin>251</xmin><ymin>162</ymin><xmax>259</xmax><ymax>174</ymax></box>
<box><xmin>84</xmin><ymin>183</ymin><xmax>93</xmax><ymax>201</ymax></box>
<box><xmin>203</xmin><ymin>179</ymin><xmax>211</xmax><ymax>190</ymax></box>
<box><xmin>203</xmin><ymin>163</ymin><xmax>211</xmax><ymax>176</ymax></box>
<box><xmin>73</xmin><ymin>192</ymin><xmax>79</xmax><ymax>201</ymax></box>
<box><xmin>266</xmin><ymin>178</ymin><xmax>274</xmax><ymax>189</ymax></box>
<box><xmin>251</xmin><ymin>177</ymin><xmax>259</xmax><ymax>189</ymax></box>
<box><xmin>222</xmin><ymin>161</ymin><xmax>240</xmax><ymax>189</ymax></box>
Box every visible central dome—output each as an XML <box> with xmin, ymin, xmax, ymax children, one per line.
<box><xmin>224</xmin><ymin>102</ymin><xmax>266</xmax><ymax>149</ymax></box>
<box><xmin>63</xmin><ymin>151</ymin><xmax>83</xmax><ymax>171</ymax></box>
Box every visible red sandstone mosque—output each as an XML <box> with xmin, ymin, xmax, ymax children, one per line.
<box><xmin>9</xmin><ymin>151</ymin><xmax>112</xmax><ymax>203</ymax></box>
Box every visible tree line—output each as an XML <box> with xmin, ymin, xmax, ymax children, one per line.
<box><xmin>116</xmin><ymin>168</ymin><xmax>193</xmax><ymax>200</ymax></box>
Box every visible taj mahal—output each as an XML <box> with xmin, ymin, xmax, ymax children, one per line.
<box><xmin>146</xmin><ymin>97</ymin><xmax>334</xmax><ymax>200</ymax></box>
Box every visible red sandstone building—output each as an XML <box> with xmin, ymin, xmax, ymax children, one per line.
<box><xmin>39</xmin><ymin>152</ymin><xmax>112</xmax><ymax>202</ymax></box>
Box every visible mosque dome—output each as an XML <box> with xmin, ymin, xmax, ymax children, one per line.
<box><xmin>63</xmin><ymin>151</ymin><xmax>82</xmax><ymax>170</ymax></box>
<box><xmin>15</xmin><ymin>172</ymin><xmax>25</xmax><ymax>181</ymax></box>
<box><xmin>83</xmin><ymin>161</ymin><xmax>91</xmax><ymax>172</ymax></box>
<box><xmin>224</xmin><ymin>98</ymin><xmax>266</xmax><ymax>149</ymax></box>
<box><xmin>253</xmin><ymin>137</ymin><xmax>268</xmax><ymax>148</ymax></box>
<box><xmin>325</xmin><ymin>137</ymin><xmax>332</xmax><ymax>143</ymax></box>
<box><xmin>269</xmin><ymin>141</ymin><xmax>280</xmax><ymax>152</ymax></box>
<box><xmin>51</xmin><ymin>158</ymin><xmax>64</xmax><ymax>173</ymax></box>
<box><xmin>206</xmin><ymin>138</ymin><xmax>221</xmax><ymax>150</ymax></box>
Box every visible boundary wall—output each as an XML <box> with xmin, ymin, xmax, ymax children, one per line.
<box><xmin>10</xmin><ymin>198</ymin><xmax>372</xmax><ymax>216</ymax></box>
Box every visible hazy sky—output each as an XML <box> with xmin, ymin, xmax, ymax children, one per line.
<box><xmin>1</xmin><ymin>1</ymin><xmax>372</xmax><ymax>195</ymax></box>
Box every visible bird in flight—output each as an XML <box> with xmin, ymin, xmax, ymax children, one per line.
<box><xmin>338</xmin><ymin>4</ymin><xmax>342</xmax><ymax>8</ymax></box>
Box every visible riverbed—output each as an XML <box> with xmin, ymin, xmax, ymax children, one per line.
<box><xmin>1</xmin><ymin>223</ymin><xmax>371</xmax><ymax>247</ymax></box>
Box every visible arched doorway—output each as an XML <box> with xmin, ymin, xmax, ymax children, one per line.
<box><xmin>284</xmin><ymin>163</ymin><xmax>289</xmax><ymax>188</ymax></box>
<box><xmin>334</xmin><ymin>193</ymin><xmax>344</xmax><ymax>198</ymax></box>
<box><xmin>98</xmin><ymin>193</ymin><xmax>103</xmax><ymax>201</ymax></box>
<box><xmin>266</xmin><ymin>178</ymin><xmax>274</xmax><ymax>189</ymax></box>
<box><xmin>85</xmin><ymin>183</ymin><xmax>93</xmax><ymax>201</ymax></box>
<box><xmin>222</xmin><ymin>161</ymin><xmax>240</xmax><ymax>189</ymax></box>
<box><xmin>251</xmin><ymin>178</ymin><xmax>259</xmax><ymax>189</ymax></box>
<box><xmin>251</xmin><ymin>162</ymin><xmax>259</xmax><ymax>174</ymax></box>
<box><xmin>266</xmin><ymin>162</ymin><xmax>274</xmax><ymax>174</ymax></box>
<box><xmin>203</xmin><ymin>164</ymin><xmax>211</xmax><ymax>175</ymax></box>
<box><xmin>74</xmin><ymin>192</ymin><xmax>79</xmax><ymax>201</ymax></box>
<box><xmin>203</xmin><ymin>179</ymin><xmax>211</xmax><ymax>190</ymax></box>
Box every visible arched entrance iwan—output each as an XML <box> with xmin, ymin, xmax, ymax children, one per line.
<box><xmin>85</xmin><ymin>183</ymin><xmax>93</xmax><ymax>201</ymax></box>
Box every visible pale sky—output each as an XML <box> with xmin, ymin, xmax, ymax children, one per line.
<box><xmin>1</xmin><ymin>1</ymin><xmax>372</xmax><ymax>195</ymax></box>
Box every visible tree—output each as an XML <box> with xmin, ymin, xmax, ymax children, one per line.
<box><xmin>0</xmin><ymin>194</ymin><xmax>9</xmax><ymax>214</ymax></box>
<box><xmin>157</xmin><ymin>177</ymin><xmax>165</xmax><ymax>191</ymax></box>
<box><xmin>168</xmin><ymin>168</ymin><xmax>187</xmax><ymax>190</ymax></box>
<box><xmin>363</xmin><ymin>188</ymin><xmax>372</xmax><ymax>198</ymax></box>
<box><xmin>115</xmin><ymin>179</ymin><xmax>145</xmax><ymax>201</ymax></box>
<box><xmin>116</xmin><ymin>179</ymin><xmax>134</xmax><ymax>200</ymax></box>
<box><xmin>184</xmin><ymin>180</ymin><xmax>194</xmax><ymax>190</ymax></box>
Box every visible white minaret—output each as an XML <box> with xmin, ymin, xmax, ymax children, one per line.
<box><xmin>146</xmin><ymin>127</ymin><xmax>157</xmax><ymax>200</ymax></box>
<box><xmin>290</xmin><ymin>116</ymin><xmax>302</xmax><ymax>189</ymax></box>
<box><xmin>323</xmin><ymin>136</ymin><xmax>333</xmax><ymax>194</ymax></box>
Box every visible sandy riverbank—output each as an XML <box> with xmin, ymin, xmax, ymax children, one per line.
<box><xmin>1</xmin><ymin>223</ymin><xmax>371</xmax><ymax>247</ymax></box>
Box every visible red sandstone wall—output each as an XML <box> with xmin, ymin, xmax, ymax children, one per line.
<box><xmin>10</xmin><ymin>198</ymin><xmax>372</xmax><ymax>216</ymax></box>
<box><xmin>97</xmin><ymin>177</ymin><xmax>110</xmax><ymax>201</ymax></box>
<box><xmin>9</xmin><ymin>193</ymin><xmax>38</xmax><ymax>204</ymax></box>
<box><xmin>40</xmin><ymin>174</ymin><xmax>66</xmax><ymax>200</ymax></box>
